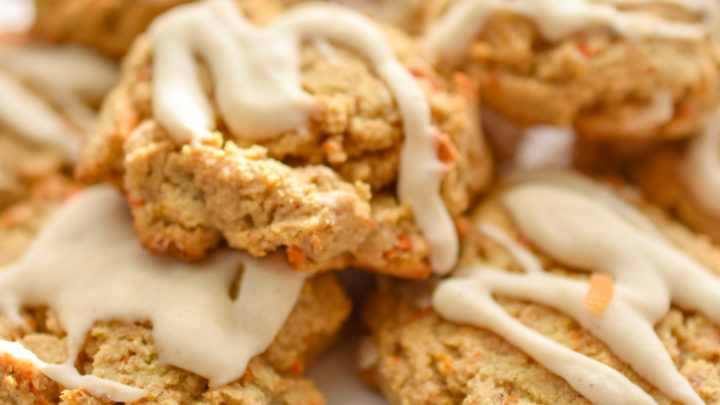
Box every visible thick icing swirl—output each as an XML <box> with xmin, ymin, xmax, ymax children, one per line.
<box><xmin>0</xmin><ymin>44</ymin><xmax>116</xmax><ymax>161</ymax></box>
<box><xmin>149</xmin><ymin>0</ymin><xmax>456</xmax><ymax>274</ymax></box>
<box><xmin>0</xmin><ymin>185</ymin><xmax>307</xmax><ymax>401</ymax></box>
<box><xmin>434</xmin><ymin>172</ymin><xmax>720</xmax><ymax>405</ymax></box>
<box><xmin>425</xmin><ymin>0</ymin><xmax>718</xmax><ymax>66</ymax></box>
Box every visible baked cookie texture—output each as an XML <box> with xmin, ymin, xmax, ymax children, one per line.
<box><xmin>420</xmin><ymin>0</ymin><xmax>720</xmax><ymax>142</ymax></box>
<box><xmin>32</xmin><ymin>0</ymin><xmax>194</xmax><ymax>58</ymax></box>
<box><xmin>627</xmin><ymin>143</ymin><xmax>720</xmax><ymax>245</ymax></box>
<box><xmin>77</xmin><ymin>0</ymin><xmax>493</xmax><ymax>278</ymax></box>
<box><xmin>0</xmin><ymin>194</ymin><xmax>352</xmax><ymax>405</ymax></box>
<box><xmin>0</xmin><ymin>150</ymin><xmax>76</xmax><ymax>266</ymax></box>
<box><xmin>0</xmin><ymin>132</ymin><xmax>72</xmax><ymax>212</ymax></box>
<box><xmin>362</xmin><ymin>184</ymin><xmax>720</xmax><ymax>405</ymax></box>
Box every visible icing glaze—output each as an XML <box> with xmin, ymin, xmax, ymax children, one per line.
<box><xmin>434</xmin><ymin>172</ymin><xmax>720</xmax><ymax>405</ymax></box>
<box><xmin>0</xmin><ymin>185</ymin><xmax>307</xmax><ymax>401</ymax></box>
<box><xmin>425</xmin><ymin>0</ymin><xmax>717</xmax><ymax>66</ymax></box>
<box><xmin>0</xmin><ymin>44</ymin><xmax>117</xmax><ymax>161</ymax></box>
<box><xmin>513</xmin><ymin>125</ymin><xmax>576</xmax><ymax>171</ymax></box>
<box><xmin>149</xmin><ymin>0</ymin><xmax>456</xmax><ymax>274</ymax></box>
<box><xmin>684</xmin><ymin>107</ymin><xmax>720</xmax><ymax>217</ymax></box>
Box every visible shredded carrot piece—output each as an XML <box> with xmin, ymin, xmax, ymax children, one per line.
<box><xmin>583</xmin><ymin>273</ymin><xmax>615</xmax><ymax>314</ymax></box>
<box><xmin>127</xmin><ymin>195</ymin><xmax>145</xmax><ymax>208</ymax></box>
<box><xmin>505</xmin><ymin>394</ymin><xmax>519</xmax><ymax>404</ymax></box>
<box><xmin>436</xmin><ymin>131</ymin><xmax>459</xmax><ymax>164</ymax></box>
<box><xmin>366</xmin><ymin>219</ymin><xmax>376</xmax><ymax>229</ymax></box>
<box><xmin>575</xmin><ymin>39</ymin><xmax>596</xmax><ymax>58</ymax></box>
<box><xmin>289</xmin><ymin>359</ymin><xmax>305</xmax><ymax>375</ymax></box>
<box><xmin>244</xmin><ymin>369</ymin><xmax>254</xmax><ymax>383</ymax></box>
<box><xmin>409</xmin><ymin>67</ymin><xmax>439</xmax><ymax>91</ymax></box>
<box><xmin>570</xmin><ymin>331</ymin><xmax>582</xmax><ymax>341</ymax></box>
<box><xmin>287</xmin><ymin>245</ymin><xmax>304</xmax><ymax>269</ymax></box>
<box><xmin>454</xmin><ymin>217</ymin><xmax>472</xmax><ymax>238</ymax></box>
<box><xmin>321</xmin><ymin>140</ymin><xmax>339</xmax><ymax>153</ymax></box>
<box><xmin>396</xmin><ymin>233</ymin><xmax>412</xmax><ymax>251</ymax></box>
<box><xmin>383</xmin><ymin>249</ymin><xmax>399</xmax><ymax>260</ymax></box>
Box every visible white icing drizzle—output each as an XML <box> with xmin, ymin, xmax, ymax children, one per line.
<box><xmin>0</xmin><ymin>340</ymin><xmax>143</xmax><ymax>402</ymax></box>
<box><xmin>0</xmin><ymin>71</ymin><xmax>79</xmax><ymax>160</ymax></box>
<box><xmin>0</xmin><ymin>44</ymin><xmax>117</xmax><ymax>161</ymax></box>
<box><xmin>513</xmin><ymin>125</ymin><xmax>576</xmax><ymax>171</ymax></box>
<box><xmin>149</xmin><ymin>0</ymin><xmax>456</xmax><ymax>274</ymax></box>
<box><xmin>434</xmin><ymin>173</ymin><xmax>720</xmax><ymax>405</ymax></box>
<box><xmin>425</xmin><ymin>0</ymin><xmax>717</xmax><ymax>66</ymax></box>
<box><xmin>0</xmin><ymin>185</ymin><xmax>308</xmax><ymax>401</ymax></box>
<box><xmin>684</xmin><ymin>107</ymin><xmax>720</xmax><ymax>217</ymax></box>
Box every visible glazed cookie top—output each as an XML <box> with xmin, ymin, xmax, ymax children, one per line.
<box><xmin>80</xmin><ymin>0</ymin><xmax>492</xmax><ymax>277</ymax></box>
<box><xmin>0</xmin><ymin>185</ymin><xmax>309</xmax><ymax>402</ymax></box>
<box><xmin>425</xmin><ymin>0</ymin><xmax>718</xmax><ymax>66</ymax></box>
<box><xmin>0</xmin><ymin>42</ymin><xmax>117</xmax><ymax>162</ymax></box>
<box><xmin>414</xmin><ymin>0</ymin><xmax>720</xmax><ymax>141</ymax></box>
<box><xmin>148</xmin><ymin>0</ymin><xmax>456</xmax><ymax>273</ymax></box>
<box><xmin>434</xmin><ymin>172</ymin><xmax>720</xmax><ymax>405</ymax></box>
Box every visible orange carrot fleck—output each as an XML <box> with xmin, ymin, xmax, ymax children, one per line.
<box><xmin>321</xmin><ymin>140</ymin><xmax>339</xmax><ymax>153</ymax></box>
<box><xmin>366</xmin><ymin>219</ymin><xmax>376</xmax><ymax>229</ymax></box>
<box><xmin>409</xmin><ymin>68</ymin><xmax>426</xmax><ymax>79</ymax></box>
<box><xmin>505</xmin><ymin>394</ymin><xmax>519</xmax><ymax>404</ymax></box>
<box><xmin>287</xmin><ymin>245</ymin><xmax>304</xmax><ymax>269</ymax></box>
<box><xmin>396</xmin><ymin>234</ymin><xmax>412</xmax><ymax>251</ymax></box>
<box><xmin>383</xmin><ymin>249</ymin><xmax>398</xmax><ymax>260</ymax></box>
<box><xmin>516</xmin><ymin>235</ymin><xmax>531</xmax><ymax>247</ymax></box>
<box><xmin>127</xmin><ymin>195</ymin><xmax>145</xmax><ymax>208</ymax></box>
<box><xmin>570</xmin><ymin>331</ymin><xmax>582</xmax><ymax>341</ymax></box>
<box><xmin>409</xmin><ymin>67</ymin><xmax>439</xmax><ymax>91</ymax></box>
<box><xmin>289</xmin><ymin>359</ymin><xmax>305</xmax><ymax>375</ymax></box>
<box><xmin>583</xmin><ymin>273</ymin><xmax>615</xmax><ymax>314</ymax></box>
<box><xmin>455</xmin><ymin>217</ymin><xmax>472</xmax><ymax>238</ymax></box>
<box><xmin>244</xmin><ymin>370</ymin><xmax>254</xmax><ymax>383</ymax></box>
<box><xmin>575</xmin><ymin>40</ymin><xmax>596</xmax><ymax>58</ymax></box>
<box><xmin>436</xmin><ymin>131</ymin><xmax>459</xmax><ymax>164</ymax></box>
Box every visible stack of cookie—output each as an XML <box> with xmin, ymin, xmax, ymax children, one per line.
<box><xmin>0</xmin><ymin>0</ymin><xmax>719</xmax><ymax>404</ymax></box>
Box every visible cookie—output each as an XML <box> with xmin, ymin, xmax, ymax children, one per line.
<box><xmin>32</xmin><ymin>0</ymin><xmax>194</xmax><ymax>58</ymax></box>
<box><xmin>77</xmin><ymin>0</ymin><xmax>493</xmax><ymax>278</ymax></box>
<box><xmin>0</xmin><ymin>40</ymin><xmax>116</xmax><ymax>209</ymax></box>
<box><xmin>627</xmin><ymin>108</ymin><xmax>720</xmax><ymax>244</ymax></box>
<box><xmin>0</xmin><ymin>185</ymin><xmax>351</xmax><ymax>404</ymax></box>
<box><xmin>363</xmin><ymin>172</ymin><xmax>720</xmax><ymax>405</ymax></box>
<box><xmin>420</xmin><ymin>0</ymin><xmax>719</xmax><ymax>141</ymax></box>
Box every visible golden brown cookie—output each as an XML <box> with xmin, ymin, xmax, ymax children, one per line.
<box><xmin>363</xmin><ymin>173</ymin><xmax>720</xmax><ymax>405</ymax></box>
<box><xmin>419</xmin><ymin>0</ymin><xmax>719</xmax><ymax>142</ymax></box>
<box><xmin>0</xmin><ymin>187</ymin><xmax>352</xmax><ymax>405</ymax></box>
<box><xmin>78</xmin><ymin>0</ymin><xmax>493</xmax><ymax>278</ymax></box>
